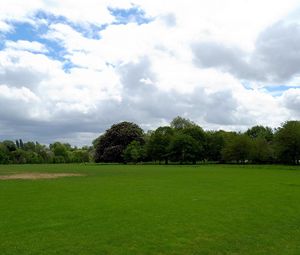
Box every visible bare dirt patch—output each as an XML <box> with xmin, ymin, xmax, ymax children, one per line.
<box><xmin>0</xmin><ymin>173</ymin><xmax>84</xmax><ymax>180</ymax></box>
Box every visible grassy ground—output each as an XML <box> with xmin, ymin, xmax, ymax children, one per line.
<box><xmin>0</xmin><ymin>164</ymin><xmax>300</xmax><ymax>255</ymax></box>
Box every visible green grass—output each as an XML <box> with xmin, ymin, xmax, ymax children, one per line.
<box><xmin>1</xmin><ymin>164</ymin><xmax>300</xmax><ymax>254</ymax></box>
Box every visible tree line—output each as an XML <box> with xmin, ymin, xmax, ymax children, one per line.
<box><xmin>94</xmin><ymin>117</ymin><xmax>300</xmax><ymax>165</ymax></box>
<box><xmin>1</xmin><ymin>117</ymin><xmax>300</xmax><ymax>164</ymax></box>
<box><xmin>0</xmin><ymin>140</ymin><xmax>92</xmax><ymax>164</ymax></box>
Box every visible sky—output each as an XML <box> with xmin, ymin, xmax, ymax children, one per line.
<box><xmin>1</xmin><ymin>0</ymin><xmax>300</xmax><ymax>145</ymax></box>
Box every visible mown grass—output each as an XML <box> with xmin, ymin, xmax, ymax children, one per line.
<box><xmin>0</xmin><ymin>164</ymin><xmax>300</xmax><ymax>254</ymax></box>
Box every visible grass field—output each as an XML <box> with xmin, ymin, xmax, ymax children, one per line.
<box><xmin>1</xmin><ymin>164</ymin><xmax>300</xmax><ymax>255</ymax></box>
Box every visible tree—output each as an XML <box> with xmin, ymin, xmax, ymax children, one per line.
<box><xmin>15</xmin><ymin>140</ymin><xmax>20</xmax><ymax>149</ymax></box>
<box><xmin>205</xmin><ymin>130</ymin><xmax>226</xmax><ymax>162</ymax></box>
<box><xmin>249</xmin><ymin>137</ymin><xmax>274</xmax><ymax>163</ymax></box>
<box><xmin>19</xmin><ymin>139</ymin><xmax>24</xmax><ymax>149</ymax></box>
<box><xmin>274</xmin><ymin>121</ymin><xmax>300</xmax><ymax>164</ymax></box>
<box><xmin>94</xmin><ymin>121</ymin><xmax>144</xmax><ymax>163</ymax></box>
<box><xmin>168</xmin><ymin>134</ymin><xmax>201</xmax><ymax>164</ymax></box>
<box><xmin>181</xmin><ymin>125</ymin><xmax>206</xmax><ymax>161</ymax></box>
<box><xmin>35</xmin><ymin>143</ymin><xmax>53</xmax><ymax>163</ymax></box>
<box><xmin>50</xmin><ymin>142</ymin><xmax>69</xmax><ymax>162</ymax></box>
<box><xmin>71</xmin><ymin>150</ymin><xmax>90</xmax><ymax>163</ymax></box>
<box><xmin>23</xmin><ymin>141</ymin><xmax>36</xmax><ymax>152</ymax></box>
<box><xmin>246</xmin><ymin>126</ymin><xmax>273</xmax><ymax>142</ymax></box>
<box><xmin>170</xmin><ymin>116</ymin><xmax>196</xmax><ymax>130</ymax></box>
<box><xmin>245</xmin><ymin>126</ymin><xmax>274</xmax><ymax>163</ymax></box>
<box><xmin>123</xmin><ymin>141</ymin><xmax>145</xmax><ymax>163</ymax></box>
<box><xmin>147</xmin><ymin>126</ymin><xmax>174</xmax><ymax>164</ymax></box>
<box><xmin>11</xmin><ymin>149</ymin><xmax>27</xmax><ymax>164</ymax></box>
<box><xmin>222</xmin><ymin>134</ymin><xmax>252</xmax><ymax>163</ymax></box>
<box><xmin>0</xmin><ymin>143</ymin><xmax>9</xmax><ymax>164</ymax></box>
<box><xmin>2</xmin><ymin>140</ymin><xmax>17</xmax><ymax>152</ymax></box>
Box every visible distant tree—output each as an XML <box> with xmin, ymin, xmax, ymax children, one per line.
<box><xmin>35</xmin><ymin>143</ymin><xmax>52</xmax><ymax>163</ymax></box>
<box><xmin>26</xmin><ymin>151</ymin><xmax>40</xmax><ymax>164</ymax></box>
<box><xmin>181</xmin><ymin>125</ymin><xmax>206</xmax><ymax>161</ymax></box>
<box><xmin>222</xmin><ymin>134</ymin><xmax>252</xmax><ymax>163</ymax></box>
<box><xmin>0</xmin><ymin>139</ymin><xmax>90</xmax><ymax>164</ymax></box>
<box><xmin>147</xmin><ymin>126</ymin><xmax>174</xmax><ymax>164</ymax></box>
<box><xmin>123</xmin><ymin>141</ymin><xmax>145</xmax><ymax>163</ymax></box>
<box><xmin>168</xmin><ymin>134</ymin><xmax>201</xmax><ymax>164</ymax></box>
<box><xmin>2</xmin><ymin>140</ymin><xmax>17</xmax><ymax>152</ymax></box>
<box><xmin>94</xmin><ymin>122</ymin><xmax>144</xmax><ymax>163</ymax></box>
<box><xmin>53</xmin><ymin>156</ymin><xmax>66</xmax><ymax>163</ymax></box>
<box><xmin>170</xmin><ymin>116</ymin><xmax>196</xmax><ymax>130</ymax></box>
<box><xmin>50</xmin><ymin>142</ymin><xmax>69</xmax><ymax>162</ymax></box>
<box><xmin>249</xmin><ymin>137</ymin><xmax>274</xmax><ymax>163</ymax></box>
<box><xmin>15</xmin><ymin>140</ymin><xmax>20</xmax><ymax>149</ymax></box>
<box><xmin>274</xmin><ymin>121</ymin><xmax>300</xmax><ymax>164</ymax></box>
<box><xmin>72</xmin><ymin>150</ymin><xmax>90</xmax><ymax>163</ymax></box>
<box><xmin>0</xmin><ymin>143</ymin><xmax>9</xmax><ymax>164</ymax></box>
<box><xmin>23</xmin><ymin>141</ymin><xmax>36</xmax><ymax>152</ymax></box>
<box><xmin>246</xmin><ymin>126</ymin><xmax>273</xmax><ymax>141</ymax></box>
<box><xmin>205</xmin><ymin>130</ymin><xmax>227</xmax><ymax>162</ymax></box>
<box><xmin>19</xmin><ymin>139</ymin><xmax>24</xmax><ymax>149</ymax></box>
<box><xmin>11</xmin><ymin>149</ymin><xmax>27</xmax><ymax>164</ymax></box>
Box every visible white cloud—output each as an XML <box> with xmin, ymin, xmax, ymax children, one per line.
<box><xmin>5</xmin><ymin>40</ymin><xmax>48</xmax><ymax>53</ymax></box>
<box><xmin>281</xmin><ymin>88</ymin><xmax>300</xmax><ymax>117</ymax></box>
<box><xmin>0</xmin><ymin>1</ymin><xmax>300</xmax><ymax>145</ymax></box>
<box><xmin>0</xmin><ymin>49</ymin><xmax>62</xmax><ymax>89</ymax></box>
<box><xmin>0</xmin><ymin>84</ymin><xmax>39</xmax><ymax>102</ymax></box>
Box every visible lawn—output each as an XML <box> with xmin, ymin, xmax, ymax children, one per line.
<box><xmin>0</xmin><ymin>164</ymin><xmax>300</xmax><ymax>255</ymax></box>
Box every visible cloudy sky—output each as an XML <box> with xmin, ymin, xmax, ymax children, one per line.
<box><xmin>1</xmin><ymin>0</ymin><xmax>300</xmax><ymax>145</ymax></box>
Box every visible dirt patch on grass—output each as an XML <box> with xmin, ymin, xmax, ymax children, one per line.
<box><xmin>0</xmin><ymin>173</ymin><xmax>84</xmax><ymax>180</ymax></box>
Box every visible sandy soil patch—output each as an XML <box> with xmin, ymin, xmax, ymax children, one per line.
<box><xmin>0</xmin><ymin>173</ymin><xmax>84</xmax><ymax>180</ymax></box>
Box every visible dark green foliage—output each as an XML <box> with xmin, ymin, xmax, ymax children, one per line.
<box><xmin>50</xmin><ymin>142</ymin><xmax>69</xmax><ymax>162</ymax></box>
<box><xmin>71</xmin><ymin>150</ymin><xmax>90</xmax><ymax>163</ymax></box>
<box><xmin>2</xmin><ymin>117</ymin><xmax>300</xmax><ymax>165</ymax></box>
<box><xmin>274</xmin><ymin>121</ymin><xmax>300</xmax><ymax>164</ymax></box>
<box><xmin>205</xmin><ymin>130</ymin><xmax>226</xmax><ymax>161</ymax></box>
<box><xmin>245</xmin><ymin>126</ymin><xmax>275</xmax><ymax>163</ymax></box>
<box><xmin>147</xmin><ymin>126</ymin><xmax>174</xmax><ymax>164</ymax></box>
<box><xmin>170</xmin><ymin>116</ymin><xmax>196</xmax><ymax>130</ymax></box>
<box><xmin>0</xmin><ymin>144</ymin><xmax>9</xmax><ymax>164</ymax></box>
<box><xmin>0</xmin><ymin>140</ymin><xmax>90</xmax><ymax>164</ymax></box>
<box><xmin>19</xmin><ymin>139</ymin><xmax>24</xmax><ymax>149</ymax></box>
<box><xmin>246</xmin><ymin>125</ymin><xmax>273</xmax><ymax>141</ymax></box>
<box><xmin>222</xmin><ymin>134</ymin><xmax>252</xmax><ymax>163</ymax></box>
<box><xmin>2</xmin><ymin>140</ymin><xmax>17</xmax><ymax>152</ymax></box>
<box><xmin>15</xmin><ymin>140</ymin><xmax>20</xmax><ymax>149</ymax></box>
<box><xmin>167</xmin><ymin>117</ymin><xmax>206</xmax><ymax>164</ymax></box>
<box><xmin>181</xmin><ymin>125</ymin><xmax>206</xmax><ymax>161</ymax></box>
<box><xmin>102</xmin><ymin>145</ymin><xmax>124</xmax><ymax>162</ymax></box>
<box><xmin>94</xmin><ymin>121</ymin><xmax>144</xmax><ymax>163</ymax></box>
<box><xmin>249</xmin><ymin>137</ymin><xmax>274</xmax><ymax>163</ymax></box>
<box><xmin>168</xmin><ymin>133</ymin><xmax>201</xmax><ymax>164</ymax></box>
<box><xmin>123</xmin><ymin>141</ymin><xmax>145</xmax><ymax>163</ymax></box>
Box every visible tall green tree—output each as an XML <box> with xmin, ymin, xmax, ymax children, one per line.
<box><xmin>94</xmin><ymin>121</ymin><xmax>144</xmax><ymax>163</ymax></box>
<box><xmin>50</xmin><ymin>142</ymin><xmax>69</xmax><ymax>163</ymax></box>
<box><xmin>205</xmin><ymin>130</ymin><xmax>227</xmax><ymax>162</ymax></box>
<box><xmin>147</xmin><ymin>126</ymin><xmax>174</xmax><ymax>164</ymax></box>
<box><xmin>274</xmin><ymin>121</ymin><xmax>300</xmax><ymax>164</ymax></box>
<box><xmin>123</xmin><ymin>141</ymin><xmax>145</xmax><ymax>163</ymax></box>
<box><xmin>181</xmin><ymin>125</ymin><xmax>206</xmax><ymax>161</ymax></box>
<box><xmin>168</xmin><ymin>134</ymin><xmax>201</xmax><ymax>164</ymax></box>
<box><xmin>222</xmin><ymin>134</ymin><xmax>252</xmax><ymax>163</ymax></box>
<box><xmin>246</xmin><ymin>126</ymin><xmax>273</xmax><ymax>141</ymax></box>
<box><xmin>0</xmin><ymin>143</ymin><xmax>9</xmax><ymax>164</ymax></box>
<box><xmin>249</xmin><ymin>137</ymin><xmax>274</xmax><ymax>163</ymax></box>
<box><xmin>170</xmin><ymin>116</ymin><xmax>196</xmax><ymax>130</ymax></box>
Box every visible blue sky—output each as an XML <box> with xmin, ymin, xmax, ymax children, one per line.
<box><xmin>1</xmin><ymin>6</ymin><xmax>150</xmax><ymax>66</ymax></box>
<box><xmin>0</xmin><ymin>0</ymin><xmax>300</xmax><ymax>145</ymax></box>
